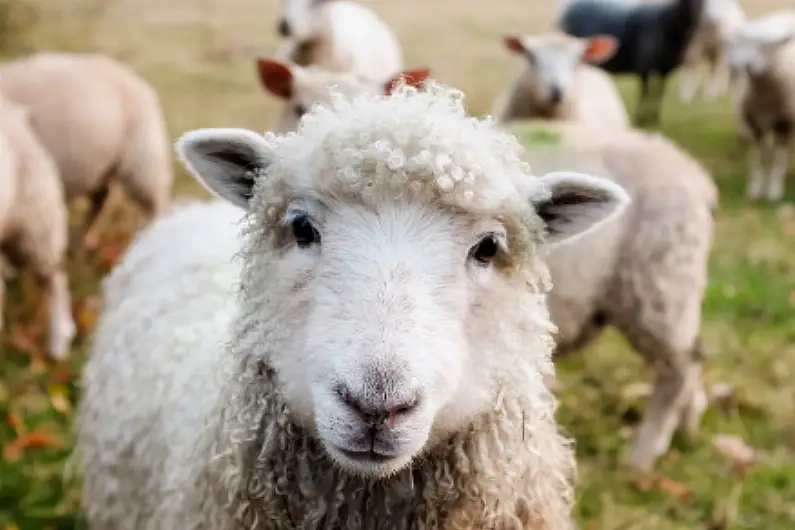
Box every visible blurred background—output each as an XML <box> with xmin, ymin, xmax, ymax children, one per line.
<box><xmin>0</xmin><ymin>0</ymin><xmax>793</xmax><ymax>529</ymax></box>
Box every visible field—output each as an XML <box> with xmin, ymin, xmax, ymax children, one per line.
<box><xmin>1</xmin><ymin>0</ymin><xmax>794</xmax><ymax>528</ymax></box>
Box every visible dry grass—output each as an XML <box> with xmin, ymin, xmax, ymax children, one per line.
<box><xmin>1</xmin><ymin>0</ymin><xmax>795</xmax><ymax>529</ymax></box>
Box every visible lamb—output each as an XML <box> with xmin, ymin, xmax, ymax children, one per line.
<box><xmin>0</xmin><ymin>94</ymin><xmax>76</xmax><ymax>361</ymax></box>
<box><xmin>557</xmin><ymin>0</ymin><xmax>705</xmax><ymax>127</ymax></box>
<box><xmin>678</xmin><ymin>0</ymin><xmax>746</xmax><ymax>103</ymax></box>
<box><xmin>255</xmin><ymin>58</ymin><xmax>431</xmax><ymax>132</ymax></box>
<box><xmin>73</xmin><ymin>81</ymin><xmax>632</xmax><ymax>529</ymax></box>
<box><xmin>0</xmin><ymin>51</ymin><xmax>173</xmax><ymax>251</ymax></box>
<box><xmin>722</xmin><ymin>10</ymin><xmax>795</xmax><ymax>202</ymax></box>
<box><xmin>491</xmin><ymin>32</ymin><xmax>630</xmax><ymax>129</ymax></box>
<box><xmin>505</xmin><ymin>119</ymin><xmax>717</xmax><ymax>471</ymax></box>
<box><xmin>274</xmin><ymin>0</ymin><xmax>402</xmax><ymax>84</ymax></box>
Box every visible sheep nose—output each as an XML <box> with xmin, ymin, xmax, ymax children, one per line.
<box><xmin>335</xmin><ymin>384</ymin><xmax>420</xmax><ymax>427</ymax></box>
<box><xmin>277</xmin><ymin>18</ymin><xmax>291</xmax><ymax>37</ymax></box>
<box><xmin>549</xmin><ymin>85</ymin><xmax>563</xmax><ymax>104</ymax></box>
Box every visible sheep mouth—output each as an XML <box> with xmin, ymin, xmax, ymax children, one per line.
<box><xmin>335</xmin><ymin>447</ymin><xmax>397</xmax><ymax>464</ymax></box>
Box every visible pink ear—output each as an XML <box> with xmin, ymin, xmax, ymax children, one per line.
<box><xmin>583</xmin><ymin>36</ymin><xmax>618</xmax><ymax>64</ymax></box>
<box><xmin>384</xmin><ymin>68</ymin><xmax>431</xmax><ymax>95</ymax></box>
<box><xmin>503</xmin><ymin>35</ymin><xmax>525</xmax><ymax>54</ymax></box>
<box><xmin>256</xmin><ymin>59</ymin><xmax>294</xmax><ymax>99</ymax></box>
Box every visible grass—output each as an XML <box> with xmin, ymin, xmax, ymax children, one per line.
<box><xmin>1</xmin><ymin>0</ymin><xmax>794</xmax><ymax>528</ymax></box>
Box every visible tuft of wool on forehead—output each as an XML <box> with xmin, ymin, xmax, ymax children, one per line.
<box><xmin>256</xmin><ymin>81</ymin><xmax>546</xmax><ymax>216</ymax></box>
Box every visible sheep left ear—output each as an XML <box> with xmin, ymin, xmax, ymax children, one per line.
<box><xmin>176</xmin><ymin>128</ymin><xmax>274</xmax><ymax>211</ymax></box>
<box><xmin>529</xmin><ymin>171</ymin><xmax>630</xmax><ymax>246</ymax></box>
<box><xmin>384</xmin><ymin>67</ymin><xmax>432</xmax><ymax>94</ymax></box>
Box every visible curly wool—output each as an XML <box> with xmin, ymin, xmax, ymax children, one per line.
<box><xmin>76</xmin><ymin>83</ymin><xmax>577</xmax><ymax>530</ymax></box>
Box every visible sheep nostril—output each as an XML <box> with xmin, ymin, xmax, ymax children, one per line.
<box><xmin>277</xmin><ymin>18</ymin><xmax>291</xmax><ymax>37</ymax></box>
<box><xmin>335</xmin><ymin>384</ymin><xmax>420</xmax><ymax>427</ymax></box>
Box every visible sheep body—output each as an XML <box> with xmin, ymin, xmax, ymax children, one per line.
<box><xmin>0</xmin><ymin>94</ymin><xmax>76</xmax><ymax>360</ymax></box>
<box><xmin>0</xmin><ymin>52</ymin><xmax>173</xmax><ymax>248</ymax></box>
<box><xmin>678</xmin><ymin>0</ymin><xmax>746</xmax><ymax>102</ymax></box>
<box><xmin>75</xmin><ymin>83</ymin><xmax>632</xmax><ymax>529</ymax></box>
<box><xmin>507</xmin><ymin>119</ymin><xmax>717</xmax><ymax>471</ymax></box>
<box><xmin>276</xmin><ymin>0</ymin><xmax>402</xmax><ymax>83</ymax></box>
<box><xmin>723</xmin><ymin>10</ymin><xmax>795</xmax><ymax>202</ymax></box>
<box><xmin>492</xmin><ymin>33</ymin><xmax>629</xmax><ymax>128</ymax></box>
<box><xmin>557</xmin><ymin>0</ymin><xmax>704</xmax><ymax>126</ymax></box>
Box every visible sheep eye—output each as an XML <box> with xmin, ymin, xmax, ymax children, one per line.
<box><xmin>295</xmin><ymin>104</ymin><xmax>307</xmax><ymax>118</ymax></box>
<box><xmin>291</xmin><ymin>215</ymin><xmax>320</xmax><ymax>247</ymax></box>
<box><xmin>470</xmin><ymin>234</ymin><xmax>499</xmax><ymax>265</ymax></box>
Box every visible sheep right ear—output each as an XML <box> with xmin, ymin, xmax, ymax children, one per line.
<box><xmin>582</xmin><ymin>36</ymin><xmax>618</xmax><ymax>64</ymax></box>
<box><xmin>502</xmin><ymin>35</ymin><xmax>526</xmax><ymax>55</ymax></box>
<box><xmin>256</xmin><ymin>58</ymin><xmax>294</xmax><ymax>99</ymax></box>
<box><xmin>529</xmin><ymin>171</ymin><xmax>630</xmax><ymax>246</ymax></box>
<box><xmin>176</xmin><ymin>128</ymin><xmax>274</xmax><ymax>211</ymax></box>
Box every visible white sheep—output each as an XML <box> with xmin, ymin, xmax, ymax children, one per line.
<box><xmin>0</xmin><ymin>51</ymin><xmax>173</xmax><ymax>250</ymax></box>
<box><xmin>255</xmin><ymin>57</ymin><xmax>430</xmax><ymax>132</ymax></box>
<box><xmin>491</xmin><ymin>32</ymin><xmax>630</xmax><ymax>129</ymax></box>
<box><xmin>0</xmin><ymin>94</ymin><xmax>76</xmax><ymax>361</ymax></box>
<box><xmin>74</xmin><ymin>81</ymin><xmax>632</xmax><ymax>529</ymax></box>
<box><xmin>723</xmin><ymin>10</ymin><xmax>795</xmax><ymax>202</ymax></box>
<box><xmin>274</xmin><ymin>0</ymin><xmax>403</xmax><ymax>83</ymax></box>
<box><xmin>678</xmin><ymin>0</ymin><xmax>747</xmax><ymax>103</ymax></box>
<box><xmin>506</xmin><ymin>119</ymin><xmax>717</xmax><ymax>471</ymax></box>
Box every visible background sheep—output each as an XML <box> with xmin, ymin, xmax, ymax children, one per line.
<box><xmin>74</xmin><ymin>83</ymin><xmax>631</xmax><ymax>530</ymax></box>
<box><xmin>678</xmin><ymin>0</ymin><xmax>746</xmax><ymax>103</ymax></box>
<box><xmin>723</xmin><ymin>10</ymin><xmax>795</xmax><ymax>201</ymax></box>
<box><xmin>0</xmin><ymin>94</ymin><xmax>75</xmax><ymax>361</ymax></box>
<box><xmin>0</xmin><ymin>51</ymin><xmax>173</xmax><ymax>251</ymax></box>
<box><xmin>274</xmin><ymin>0</ymin><xmax>403</xmax><ymax>83</ymax></box>
<box><xmin>491</xmin><ymin>32</ymin><xmax>630</xmax><ymax>128</ymax></box>
<box><xmin>506</xmin><ymin>119</ymin><xmax>717</xmax><ymax>471</ymax></box>
<box><xmin>557</xmin><ymin>0</ymin><xmax>705</xmax><ymax>127</ymax></box>
<box><xmin>255</xmin><ymin>57</ymin><xmax>431</xmax><ymax>132</ymax></box>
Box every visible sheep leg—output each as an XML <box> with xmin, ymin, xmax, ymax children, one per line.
<box><xmin>80</xmin><ymin>181</ymin><xmax>113</xmax><ymax>251</ymax></box>
<box><xmin>704</xmin><ymin>56</ymin><xmax>728</xmax><ymax>102</ymax></box>
<box><xmin>39</xmin><ymin>269</ymin><xmax>76</xmax><ymax>362</ymax></box>
<box><xmin>678</xmin><ymin>63</ymin><xmax>702</xmax><ymax>103</ymax></box>
<box><xmin>745</xmin><ymin>137</ymin><xmax>769</xmax><ymax>200</ymax></box>
<box><xmin>626</xmin><ymin>359</ymin><xmax>694</xmax><ymax>471</ymax></box>
<box><xmin>635</xmin><ymin>74</ymin><xmax>652</xmax><ymax>127</ymax></box>
<box><xmin>765</xmin><ymin>134</ymin><xmax>792</xmax><ymax>202</ymax></box>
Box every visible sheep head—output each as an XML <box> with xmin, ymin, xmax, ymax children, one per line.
<box><xmin>723</xmin><ymin>12</ymin><xmax>795</xmax><ymax>77</ymax></box>
<box><xmin>502</xmin><ymin>32</ymin><xmax>617</xmax><ymax>108</ymax></box>
<box><xmin>177</xmin><ymin>82</ymin><xmax>629</xmax><ymax>479</ymax></box>
<box><xmin>256</xmin><ymin>58</ymin><xmax>431</xmax><ymax>132</ymax></box>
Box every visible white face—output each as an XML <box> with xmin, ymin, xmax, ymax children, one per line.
<box><xmin>724</xmin><ymin>20</ymin><xmax>794</xmax><ymax>76</ymax></box>
<box><xmin>177</xmin><ymin>121</ymin><xmax>629</xmax><ymax>479</ymax></box>
<box><xmin>522</xmin><ymin>38</ymin><xmax>586</xmax><ymax>106</ymax></box>
<box><xmin>279</xmin><ymin>0</ymin><xmax>318</xmax><ymax>41</ymax></box>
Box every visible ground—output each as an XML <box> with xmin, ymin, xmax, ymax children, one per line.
<box><xmin>0</xmin><ymin>0</ymin><xmax>794</xmax><ymax>528</ymax></box>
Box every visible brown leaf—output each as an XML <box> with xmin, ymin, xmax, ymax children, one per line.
<box><xmin>74</xmin><ymin>295</ymin><xmax>101</xmax><ymax>335</ymax></box>
<box><xmin>2</xmin><ymin>431</ymin><xmax>64</xmax><ymax>463</ymax></box>
<box><xmin>6</xmin><ymin>413</ymin><xmax>24</xmax><ymax>435</ymax></box>
<box><xmin>5</xmin><ymin>328</ymin><xmax>41</xmax><ymax>356</ymax></box>
<box><xmin>99</xmin><ymin>242</ymin><xmax>127</xmax><ymax>269</ymax></box>
<box><xmin>655</xmin><ymin>475</ymin><xmax>693</xmax><ymax>502</ymax></box>
<box><xmin>713</xmin><ymin>434</ymin><xmax>756</xmax><ymax>471</ymax></box>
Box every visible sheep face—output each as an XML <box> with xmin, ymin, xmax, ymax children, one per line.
<box><xmin>177</xmin><ymin>85</ymin><xmax>629</xmax><ymax>479</ymax></box>
<box><xmin>503</xmin><ymin>33</ymin><xmax>617</xmax><ymax>108</ymax></box>
<box><xmin>724</xmin><ymin>17</ymin><xmax>795</xmax><ymax>76</ymax></box>
<box><xmin>277</xmin><ymin>0</ymin><xmax>319</xmax><ymax>41</ymax></box>
<box><xmin>256</xmin><ymin>59</ymin><xmax>431</xmax><ymax>133</ymax></box>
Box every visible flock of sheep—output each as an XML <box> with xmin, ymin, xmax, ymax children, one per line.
<box><xmin>0</xmin><ymin>0</ymin><xmax>791</xmax><ymax>528</ymax></box>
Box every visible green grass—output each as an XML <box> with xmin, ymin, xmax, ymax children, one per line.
<box><xmin>1</xmin><ymin>0</ymin><xmax>795</xmax><ymax>529</ymax></box>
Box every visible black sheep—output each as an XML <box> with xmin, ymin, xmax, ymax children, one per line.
<box><xmin>557</xmin><ymin>0</ymin><xmax>705</xmax><ymax>127</ymax></box>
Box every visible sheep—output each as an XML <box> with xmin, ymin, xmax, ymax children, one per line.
<box><xmin>722</xmin><ymin>10</ymin><xmax>795</xmax><ymax>202</ymax></box>
<box><xmin>0</xmin><ymin>51</ymin><xmax>173</xmax><ymax>251</ymax></box>
<box><xmin>255</xmin><ymin>58</ymin><xmax>431</xmax><ymax>132</ymax></box>
<box><xmin>73</xmin><ymin>81</ymin><xmax>632</xmax><ymax>530</ymax></box>
<box><xmin>557</xmin><ymin>0</ymin><xmax>705</xmax><ymax>127</ymax></box>
<box><xmin>491</xmin><ymin>32</ymin><xmax>630</xmax><ymax>129</ymax></box>
<box><xmin>504</xmin><ymin>119</ymin><xmax>717</xmax><ymax>471</ymax></box>
<box><xmin>0</xmin><ymin>94</ymin><xmax>76</xmax><ymax>361</ymax></box>
<box><xmin>678</xmin><ymin>0</ymin><xmax>746</xmax><ymax>103</ymax></box>
<box><xmin>274</xmin><ymin>0</ymin><xmax>402</xmax><ymax>84</ymax></box>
